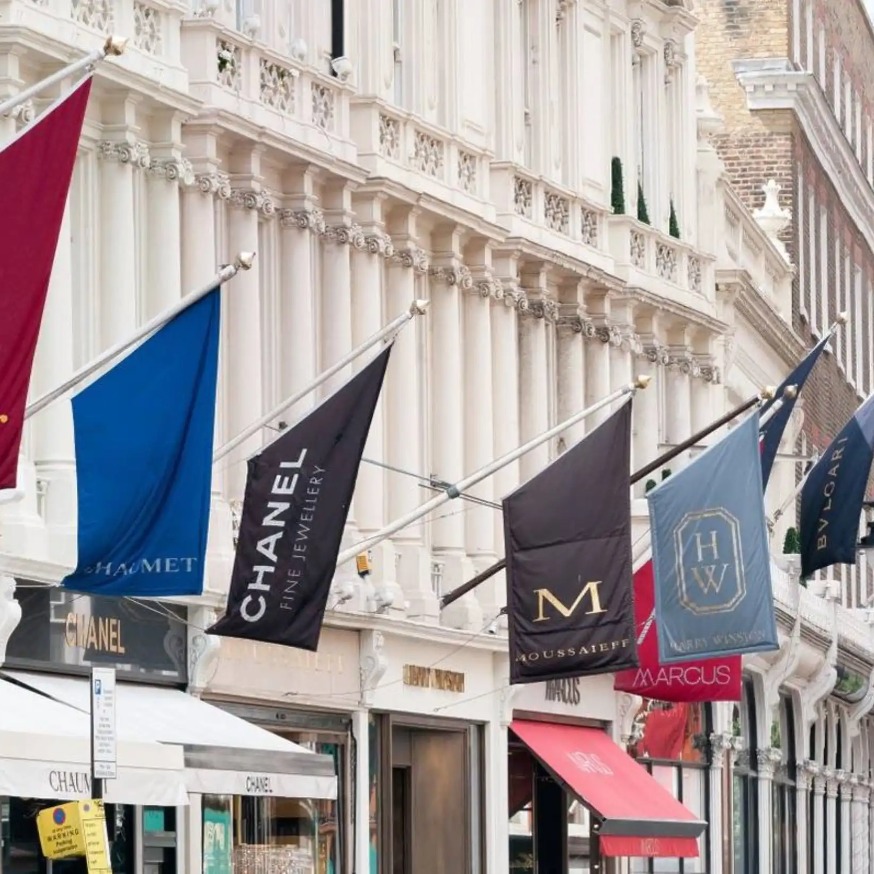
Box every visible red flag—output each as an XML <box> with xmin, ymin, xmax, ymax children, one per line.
<box><xmin>0</xmin><ymin>77</ymin><xmax>92</xmax><ymax>489</ymax></box>
<box><xmin>614</xmin><ymin>561</ymin><xmax>742</xmax><ymax>702</ymax></box>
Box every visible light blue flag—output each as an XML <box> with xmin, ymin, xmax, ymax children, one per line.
<box><xmin>647</xmin><ymin>413</ymin><xmax>778</xmax><ymax>664</ymax></box>
<box><xmin>63</xmin><ymin>290</ymin><xmax>221</xmax><ymax>597</ymax></box>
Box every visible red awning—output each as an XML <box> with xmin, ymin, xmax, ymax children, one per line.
<box><xmin>510</xmin><ymin>720</ymin><xmax>705</xmax><ymax>858</ymax></box>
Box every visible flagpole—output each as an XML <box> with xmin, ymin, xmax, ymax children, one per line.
<box><xmin>0</xmin><ymin>36</ymin><xmax>128</xmax><ymax>118</ymax></box>
<box><xmin>439</xmin><ymin>383</ymin><xmax>787</xmax><ymax>609</ymax></box>
<box><xmin>334</xmin><ymin>377</ymin><xmax>650</xmax><ymax>569</ymax></box>
<box><xmin>772</xmin><ymin>450</ymin><xmax>818</xmax><ymax>525</ymax></box>
<box><xmin>212</xmin><ymin>301</ymin><xmax>430</xmax><ymax>464</ymax></box>
<box><xmin>24</xmin><ymin>252</ymin><xmax>255</xmax><ymax>419</ymax></box>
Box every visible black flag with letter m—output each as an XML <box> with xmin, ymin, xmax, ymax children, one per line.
<box><xmin>209</xmin><ymin>346</ymin><xmax>391</xmax><ymax>651</ymax></box>
<box><xmin>506</xmin><ymin>402</ymin><xmax>637</xmax><ymax>684</ymax></box>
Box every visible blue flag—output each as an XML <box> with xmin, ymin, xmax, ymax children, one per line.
<box><xmin>759</xmin><ymin>332</ymin><xmax>830</xmax><ymax>487</ymax></box>
<box><xmin>63</xmin><ymin>290</ymin><xmax>221</xmax><ymax>597</ymax></box>
<box><xmin>800</xmin><ymin>393</ymin><xmax>874</xmax><ymax>578</ymax></box>
<box><xmin>647</xmin><ymin>413</ymin><xmax>778</xmax><ymax>663</ymax></box>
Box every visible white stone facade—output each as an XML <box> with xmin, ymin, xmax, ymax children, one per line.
<box><xmin>0</xmin><ymin>0</ymin><xmax>871</xmax><ymax>872</ymax></box>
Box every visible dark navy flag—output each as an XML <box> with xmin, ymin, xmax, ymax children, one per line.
<box><xmin>506</xmin><ymin>402</ymin><xmax>637</xmax><ymax>684</ymax></box>
<box><xmin>647</xmin><ymin>413</ymin><xmax>778</xmax><ymax>663</ymax></box>
<box><xmin>800</xmin><ymin>393</ymin><xmax>874</xmax><ymax>578</ymax></box>
<box><xmin>759</xmin><ymin>333</ymin><xmax>831</xmax><ymax>486</ymax></box>
<box><xmin>209</xmin><ymin>346</ymin><xmax>391</xmax><ymax>652</ymax></box>
<box><xmin>63</xmin><ymin>290</ymin><xmax>221</xmax><ymax>597</ymax></box>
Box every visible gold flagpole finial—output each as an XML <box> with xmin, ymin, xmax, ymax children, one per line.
<box><xmin>634</xmin><ymin>374</ymin><xmax>652</xmax><ymax>390</ymax></box>
<box><xmin>837</xmin><ymin>311</ymin><xmax>849</xmax><ymax>325</ymax></box>
<box><xmin>782</xmin><ymin>384</ymin><xmax>798</xmax><ymax>400</ymax></box>
<box><xmin>410</xmin><ymin>299</ymin><xmax>430</xmax><ymax>315</ymax></box>
<box><xmin>104</xmin><ymin>35</ymin><xmax>129</xmax><ymax>56</ymax></box>
<box><xmin>760</xmin><ymin>386</ymin><xmax>776</xmax><ymax>400</ymax></box>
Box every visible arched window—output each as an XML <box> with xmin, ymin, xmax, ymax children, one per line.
<box><xmin>733</xmin><ymin>678</ymin><xmax>758</xmax><ymax>872</ymax></box>
<box><xmin>771</xmin><ymin>693</ymin><xmax>797</xmax><ymax>874</ymax></box>
<box><xmin>626</xmin><ymin>700</ymin><xmax>711</xmax><ymax>872</ymax></box>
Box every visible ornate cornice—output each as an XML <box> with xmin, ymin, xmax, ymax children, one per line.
<box><xmin>149</xmin><ymin>157</ymin><xmax>195</xmax><ymax>185</ymax></box>
<box><xmin>472</xmin><ymin>275</ymin><xmax>505</xmax><ymax>300</ymax></box>
<box><xmin>364</xmin><ymin>230</ymin><xmax>395</xmax><ymax>258</ymax></box>
<box><xmin>230</xmin><ymin>187</ymin><xmax>276</xmax><ymax>218</ymax></box>
<box><xmin>526</xmin><ymin>297</ymin><xmax>559</xmax><ymax>321</ymax></box>
<box><xmin>430</xmin><ymin>264</ymin><xmax>473</xmax><ymax>289</ymax></box>
<box><xmin>324</xmin><ymin>222</ymin><xmax>366</xmax><ymax>248</ymax></box>
<box><xmin>668</xmin><ymin>348</ymin><xmax>701</xmax><ymax>377</ymax></box>
<box><xmin>641</xmin><ymin>336</ymin><xmax>671</xmax><ymax>366</ymax></box>
<box><xmin>392</xmin><ymin>245</ymin><xmax>430</xmax><ymax>273</ymax></box>
<box><xmin>557</xmin><ymin>314</ymin><xmax>596</xmax><ymax>337</ymax></box>
<box><xmin>596</xmin><ymin>324</ymin><xmax>622</xmax><ymax>346</ymax></box>
<box><xmin>195</xmin><ymin>171</ymin><xmax>231</xmax><ymax>200</ymax></box>
<box><xmin>279</xmin><ymin>206</ymin><xmax>326</xmax><ymax>234</ymax></box>
<box><xmin>98</xmin><ymin>139</ymin><xmax>152</xmax><ymax>170</ymax></box>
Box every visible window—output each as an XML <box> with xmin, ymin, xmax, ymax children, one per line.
<box><xmin>733</xmin><ymin>679</ymin><xmax>758</xmax><ymax>873</ymax></box>
<box><xmin>626</xmin><ymin>700</ymin><xmax>711</xmax><ymax>873</ymax></box>
<box><xmin>391</xmin><ymin>0</ymin><xmax>404</xmax><ymax>107</ymax></box>
<box><xmin>771</xmin><ymin>694</ymin><xmax>797</xmax><ymax>874</ymax></box>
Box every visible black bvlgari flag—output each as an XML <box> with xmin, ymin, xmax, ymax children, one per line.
<box><xmin>506</xmin><ymin>402</ymin><xmax>637</xmax><ymax>684</ymax></box>
<box><xmin>209</xmin><ymin>346</ymin><xmax>391</xmax><ymax>651</ymax></box>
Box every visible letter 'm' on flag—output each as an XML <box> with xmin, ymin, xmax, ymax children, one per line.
<box><xmin>208</xmin><ymin>346</ymin><xmax>391</xmax><ymax>652</ymax></box>
<box><xmin>759</xmin><ymin>333</ymin><xmax>830</xmax><ymax>487</ymax></box>
<box><xmin>800</xmin><ymin>393</ymin><xmax>874</xmax><ymax>578</ymax></box>
<box><xmin>613</xmin><ymin>561</ymin><xmax>742</xmax><ymax>702</ymax></box>
<box><xmin>648</xmin><ymin>413</ymin><xmax>778</xmax><ymax>663</ymax></box>
<box><xmin>62</xmin><ymin>290</ymin><xmax>221</xmax><ymax>597</ymax></box>
<box><xmin>506</xmin><ymin>402</ymin><xmax>637</xmax><ymax>684</ymax></box>
<box><xmin>0</xmin><ymin>78</ymin><xmax>92</xmax><ymax>490</ymax></box>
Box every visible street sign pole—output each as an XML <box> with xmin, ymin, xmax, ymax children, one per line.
<box><xmin>90</xmin><ymin>666</ymin><xmax>117</xmax><ymax>801</ymax></box>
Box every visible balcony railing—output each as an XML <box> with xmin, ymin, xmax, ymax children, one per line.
<box><xmin>607</xmin><ymin>214</ymin><xmax>714</xmax><ymax>304</ymax></box>
<box><xmin>351</xmin><ymin>100</ymin><xmax>492</xmax><ymax>208</ymax></box>
<box><xmin>181</xmin><ymin>18</ymin><xmax>354</xmax><ymax>159</ymax></box>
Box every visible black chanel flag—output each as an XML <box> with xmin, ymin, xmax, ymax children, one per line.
<box><xmin>209</xmin><ymin>346</ymin><xmax>391</xmax><ymax>651</ymax></box>
<box><xmin>506</xmin><ymin>402</ymin><xmax>637</xmax><ymax>684</ymax></box>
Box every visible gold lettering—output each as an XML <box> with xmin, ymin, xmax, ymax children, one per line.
<box><xmin>63</xmin><ymin>614</ymin><xmax>126</xmax><ymax>654</ymax></box>
<box><xmin>533</xmin><ymin>581</ymin><xmax>606</xmax><ymax>622</ymax></box>
<box><xmin>817</xmin><ymin>534</ymin><xmax>828</xmax><ymax>550</ymax></box>
<box><xmin>64</xmin><ymin>614</ymin><xmax>77</xmax><ymax>647</ymax></box>
<box><xmin>690</xmin><ymin>563</ymin><xmax>730</xmax><ymax>594</ymax></box>
<box><xmin>694</xmin><ymin>530</ymin><xmax>720</xmax><ymax>562</ymax></box>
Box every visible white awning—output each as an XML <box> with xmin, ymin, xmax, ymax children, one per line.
<box><xmin>0</xmin><ymin>678</ymin><xmax>188</xmax><ymax>806</ymax></box>
<box><xmin>6</xmin><ymin>671</ymin><xmax>337</xmax><ymax>800</ymax></box>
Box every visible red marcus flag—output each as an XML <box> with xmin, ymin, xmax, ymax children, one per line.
<box><xmin>613</xmin><ymin>560</ymin><xmax>742</xmax><ymax>702</ymax></box>
<box><xmin>0</xmin><ymin>76</ymin><xmax>92</xmax><ymax>490</ymax></box>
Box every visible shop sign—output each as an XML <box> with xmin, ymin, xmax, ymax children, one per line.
<box><xmin>6</xmin><ymin>585</ymin><xmax>187</xmax><ymax>682</ymax></box>
<box><xmin>90</xmin><ymin>667</ymin><xmax>117</xmax><ymax>780</ymax></box>
<box><xmin>544</xmin><ymin>678</ymin><xmax>581</xmax><ymax>705</ymax></box>
<box><xmin>402</xmin><ymin>665</ymin><xmax>465</xmax><ymax>693</ymax></box>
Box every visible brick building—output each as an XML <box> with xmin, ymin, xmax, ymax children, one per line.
<box><xmin>697</xmin><ymin>0</ymin><xmax>874</xmax><ymax>607</ymax></box>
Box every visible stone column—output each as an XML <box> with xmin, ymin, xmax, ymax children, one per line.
<box><xmin>386</xmin><ymin>209</ymin><xmax>437</xmax><ymax>621</ymax></box>
<box><xmin>490</xmin><ymin>255</ymin><xmax>523</xmax><ymax>614</ymax></box>
<box><xmin>278</xmin><ymin>201</ymin><xmax>323</xmax><ymax>422</ymax></box>
<box><xmin>796</xmin><ymin>761</ymin><xmax>814</xmax><ymax>874</ymax></box>
<box><xmin>556</xmin><ymin>302</ymin><xmax>589</xmax><ymax>449</ymax></box>
<box><xmin>691</xmin><ymin>355</ymin><xmax>718</xmax><ymax>434</ymax></box>
<box><xmin>839</xmin><ymin>772</ymin><xmax>852</xmax><ymax>874</ymax></box>
<box><xmin>185</xmin><ymin>167</ymin><xmax>233</xmax><ymax>592</ymax></box>
<box><xmin>825</xmin><ymin>769</ymin><xmax>838</xmax><ymax>874</ymax></box>
<box><xmin>666</xmin><ymin>347</ymin><xmax>694</xmax><ymax>460</ymax></box>
<box><xmin>756</xmin><ymin>748</ymin><xmax>781</xmax><ymax>874</ymax></box>
<box><xmin>462</xmin><ymin>248</ymin><xmax>500</xmax><ymax>620</ymax></box>
<box><xmin>320</xmin><ymin>185</ymin><xmax>361</xmax><ymax>397</ymax></box>
<box><xmin>31</xmin><ymin>200</ymin><xmax>76</xmax><ymax>561</ymax></box>
<box><xmin>707</xmin><ymin>733</ymin><xmax>732</xmax><ymax>874</ymax></box>
<box><xmin>224</xmin><ymin>183</ymin><xmax>270</xmax><ymax>499</ymax></box>
<box><xmin>517</xmin><ymin>264</ymin><xmax>553</xmax><ymax>482</ymax></box>
<box><xmin>428</xmin><ymin>230</ymin><xmax>477</xmax><ymax>628</ymax></box>
<box><xmin>347</xmin><ymin>201</ymin><xmax>393</xmax><ymax>605</ymax></box>
<box><xmin>145</xmin><ymin>139</ymin><xmax>190</xmax><ymax>318</ymax></box>
<box><xmin>584</xmin><ymin>290</ymin><xmax>612</xmax><ymax>429</ymax></box>
<box><xmin>810</xmin><ymin>766</ymin><xmax>826</xmax><ymax>874</ymax></box>
<box><xmin>851</xmin><ymin>776</ymin><xmax>868</xmax><ymax>873</ymax></box>
<box><xmin>98</xmin><ymin>136</ymin><xmax>148</xmax><ymax>346</ymax></box>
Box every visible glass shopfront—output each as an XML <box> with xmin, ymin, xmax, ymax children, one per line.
<box><xmin>0</xmin><ymin>585</ymin><xmax>188</xmax><ymax>874</ymax></box>
<box><xmin>627</xmin><ymin>701</ymin><xmax>712</xmax><ymax>873</ymax></box>
<box><xmin>206</xmin><ymin>706</ymin><xmax>353</xmax><ymax>874</ymax></box>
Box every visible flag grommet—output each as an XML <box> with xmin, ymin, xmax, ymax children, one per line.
<box><xmin>0</xmin><ymin>415</ymin><xmax>7</xmax><ymax>424</ymax></box>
